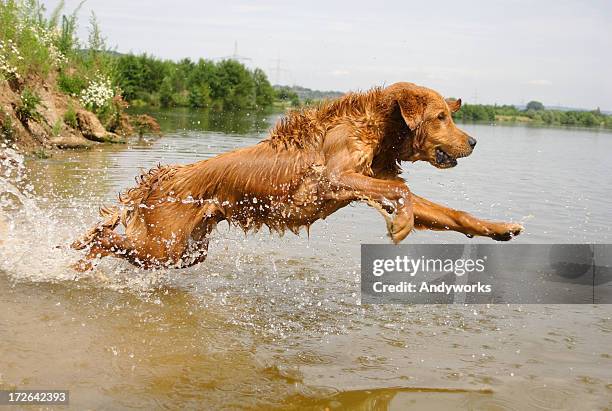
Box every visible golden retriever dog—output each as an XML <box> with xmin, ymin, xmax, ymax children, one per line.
<box><xmin>72</xmin><ymin>82</ymin><xmax>523</xmax><ymax>270</ymax></box>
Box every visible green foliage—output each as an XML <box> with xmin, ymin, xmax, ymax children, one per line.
<box><xmin>159</xmin><ymin>76</ymin><xmax>174</xmax><ymax>108</ymax></box>
<box><xmin>212</xmin><ymin>60</ymin><xmax>255</xmax><ymax>109</ymax></box>
<box><xmin>454</xmin><ymin>103</ymin><xmax>611</xmax><ymax>129</ymax></box>
<box><xmin>253</xmin><ymin>68</ymin><xmax>274</xmax><ymax>108</ymax></box>
<box><xmin>1</xmin><ymin>0</ymin><xmax>53</xmax><ymax>78</ymax></box>
<box><xmin>98</xmin><ymin>95</ymin><xmax>128</xmax><ymax>132</ymax></box>
<box><xmin>114</xmin><ymin>54</ymin><xmax>275</xmax><ymax>111</ymax></box>
<box><xmin>275</xmin><ymin>86</ymin><xmax>300</xmax><ymax>107</ymax></box>
<box><xmin>0</xmin><ymin>0</ymin><xmax>117</xmax><ymax>100</ymax></box>
<box><xmin>188</xmin><ymin>84</ymin><xmax>212</xmax><ymax>108</ymax></box>
<box><xmin>453</xmin><ymin>104</ymin><xmax>496</xmax><ymax>122</ymax></box>
<box><xmin>54</xmin><ymin>1</ymin><xmax>83</xmax><ymax>57</ymax></box>
<box><xmin>63</xmin><ymin>103</ymin><xmax>77</xmax><ymax>128</ymax></box>
<box><xmin>2</xmin><ymin>0</ymin><xmax>277</xmax><ymax>115</ymax></box>
<box><xmin>132</xmin><ymin>114</ymin><xmax>161</xmax><ymax>137</ymax></box>
<box><xmin>116</xmin><ymin>53</ymin><xmax>168</xmax><ymax>101</ymax></box>
<box><xmin>0</xmin><ymin>110</ymin><xmax>14</xmax><ymax>141</ymax></box>
<box><xmin>57</xmin><ymin>70</ymin><xmax>87</xmax><ymax>95</ymax></box>
<box><xmin>87</xmin><ymin>12</ymin><xmax>105</xmax><ymax>55</ymax></box>
<box><xmin>526</xmin><ymin>100</ymin><xmax>545</xmax><ymax>111</ymax></box>
<box><xmin>16</xmin><ymin>88</ymin><xmax>42</xmax><ymax>122</ymax></box>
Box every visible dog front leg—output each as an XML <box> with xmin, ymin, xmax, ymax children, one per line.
<box><xmin>413</xmin><ymin>194</ymin><xmax>523</xmax><ymax>241</ymax></box>
<box><xmin>328</xmin><ymin>173</ymin><xmax>413</xmax><ymax>243</ymax></box>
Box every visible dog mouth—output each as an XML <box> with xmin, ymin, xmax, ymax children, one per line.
<box><xmin>435</xmin><ymin>148</ymin><xmax>457</xmax><ymax>168</ymax></box>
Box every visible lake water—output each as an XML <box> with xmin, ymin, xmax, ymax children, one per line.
<box><xmin>1</xmin><ymin>108</ymin><xmax>611</xmax><ymax>409</ymax></box>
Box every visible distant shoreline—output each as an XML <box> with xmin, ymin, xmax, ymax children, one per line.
<box><xmin>451</xmin><ymin>103</ymin><xmax>612</xmax><ymax>130</ymax></box>
<box><xmin>454</xmin><ymin>116</ymin><xmax>612</xmax><ymax>132</ymax></box>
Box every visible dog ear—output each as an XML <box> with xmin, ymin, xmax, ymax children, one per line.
<box><xmin>446</xmin><ymin>98</ymin><xmax>462</xmax><ymax>113</ymax></box>
<box><xmin>397</xmin><ymin>94</ymin><xmax>425</xmax><ymax>131</ymax></box>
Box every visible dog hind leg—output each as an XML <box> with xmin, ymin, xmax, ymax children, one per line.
<box><xmin>71</xmin><ymin>206</ymin><xmax>122</xmax><ymax>250</ymax></box>
<box><xmin>72</xmin><ymin>227</ymin><xmax>148</xmax><ymax>271</ymax></box>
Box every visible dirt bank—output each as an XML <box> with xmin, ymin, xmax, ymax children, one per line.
<box><xmin>0</xmin><ymin>76</ymin><xmax>159</xmax><ymax>154</ymax></box>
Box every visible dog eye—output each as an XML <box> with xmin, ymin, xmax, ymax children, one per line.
<box><xmin>437</xmin><ymin>112</ymin><xmax>446</xmax><ymax>120</ymax></box>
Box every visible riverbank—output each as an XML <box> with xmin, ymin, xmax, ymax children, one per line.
<box><xmin>0</xmin><ymin>75</ymin><xmax>161</xmax><ymax>156</ymax></box>
<box><xmin>453</xmin><ymin>103</ymin><xmax>612</xmax><ymax>129</ymax></box>
<box><xmin>1</xmin><ymin>76</ymin><xmax>111</xmax><ymax>152</ymax></box>
<box><xmin>0</xmin><ymin>1</ymin><xmax>161</xmax><ymax>156</ymax></box>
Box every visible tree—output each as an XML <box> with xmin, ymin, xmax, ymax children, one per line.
<box><xmin>275</xmin><ymin>86</ymin><xmax>300</xmax><ymax>107</ymax></box>
<box><xmin>526</xmin><ymin>101</ymin><xmax>544</xmax><ymax>111</ymax></box>
<box><xmin>252</xmin><ymin>68</ymin><xmax>274</xmax><ymax>108</ymax></box>
<box><xmin>188</xmin><ymin>84</ymin><xmax>212</xmax><ymax>108</ymax></box>
<box><xmin>188</xmin><ymin>59</ymin><xmax>216</xmax><ymax>89</ymax></box>
<box><xmin>159</xmin><ymin>76</ymin><xmax>174</xmax><ymax>108</ymax></box>
<box><xmin>116</xmin><ymin>54</ymin><xmax>142</xmax><ymax>101</ymax></box>
<box><xmin>212</xmin><ymin>60</ymin><xmax>255</xmax><ymax>110</ymax></box>
<box><xmin>113</xmin><ymin>53</ymin><xmax>275</xmax><ymax>110</ymax></box>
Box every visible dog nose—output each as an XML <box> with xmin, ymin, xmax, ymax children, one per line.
<box><xmin>468</xmin><ymin>136</ymin><xmax>477</xmax><ymax>149</ymax></box>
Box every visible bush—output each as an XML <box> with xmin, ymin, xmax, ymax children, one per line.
<box><xmin>16</xmin><ymin>88</ymin><xmax>42</xmax><ymax>122</ymax></box>
<box><xmin>100</xmin><ymin>94</ymin><xmax>128</xmax><ymax>132</ymax></box>
<box><xmin>0</xmin><ymin>0</ymin><xmax>71</xmax><ymax>79</ymax></box>
<box><xmin>80</xmin><ymin>75</ymin><xmax>114</xmax><ymax>112</ymax></box>
<box><xmin>132</xmin><ymin>114</ymin><xmax>161</xmax><ymax>137</ymax></box>
<box><xmin>58</xmin><ymin>70</ymin><xmax>87</xmax><ymax>95</ymax></box>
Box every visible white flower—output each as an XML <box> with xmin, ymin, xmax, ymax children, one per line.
<box><xmin>29</xmin><ymin>25</ymin><xmax>66</xmax><ymax>67</ymax></box>
<box><xmin>80</xmin><ymin>76</ymin><xmax>114</xmax><ymax>109</ymax></box>
<box><xmin>0</xmin><ymin>40</ymin><xmax>21</xmax><ymax>80</ymax></box>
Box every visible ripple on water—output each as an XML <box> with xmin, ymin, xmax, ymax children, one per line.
<box><xmin>464</xmin><ymin>396</ymin><xmax>522</xmax><ymax>411</ymax></box>
<box><xmin>525</xmin><ymin>385</ymin><xmax>577</xmax><ymax>410</ymax></box>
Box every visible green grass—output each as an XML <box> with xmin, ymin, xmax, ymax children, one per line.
<box><xmin>63</xmin><ymin>103</ymin><xmax>77</xmax><ymax>128</ymax></box>
<box><xmin>52</xmin><ymin>118</ymin><xmax>62</xmax><ymax>136</ymax></box>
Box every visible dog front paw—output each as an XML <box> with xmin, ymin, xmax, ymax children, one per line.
<box><xmin>389</xmin><ymin>211</ymin><xmax>414</xmax><ymax>244</ymax></box>
<box><xmin>491</xmin><ymin>223</ymin><xmax>524</xmax><ymax>241</ymax></box>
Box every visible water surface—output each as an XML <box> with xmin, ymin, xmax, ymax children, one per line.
<box><xmin>1</xmin><ymin>109</ymin><xmax>611</xmax><ymax>409</ymax></box>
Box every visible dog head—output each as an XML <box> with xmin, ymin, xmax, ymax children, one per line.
<box><xmin>385</xmin><ymin>82</ymin><xmax>476</xmax><ymax>169</ymax></box>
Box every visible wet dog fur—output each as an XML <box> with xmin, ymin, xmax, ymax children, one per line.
<box><xmin>72</xmin><ymin>82</ymin><xmax>523</xmax><ymax>270</ymax></box>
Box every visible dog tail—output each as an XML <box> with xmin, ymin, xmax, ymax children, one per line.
<box><xmin>70</xmin><ymin>205</ymin><xmax>122</xmax><ymax>250</ymax></box>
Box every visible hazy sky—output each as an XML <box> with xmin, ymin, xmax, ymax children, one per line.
<box><xmin>43</xmin><ymin>0</ymin><xmax>612</xmax><ymax>110</ymax></box>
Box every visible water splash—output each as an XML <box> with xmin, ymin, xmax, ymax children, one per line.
<box><xmin>0</xmin><ymin>147</ymin><xmax>88</xmax><ymax>281</ymax></box>
<box><xmin>0</xmin><ymin>147</ymin><xmax>164</xmax><ymax>288</ymax></box>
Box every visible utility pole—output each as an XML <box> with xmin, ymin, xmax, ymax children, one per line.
<box><xmin>269</xmin><ymin>56</ymin><xmax>290</xmax><ymax>85</ymax></box>
<box><xmin>218</xmin><ymin>41</ymin><xmax>251</xmax><ymax>64</ymax></box>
